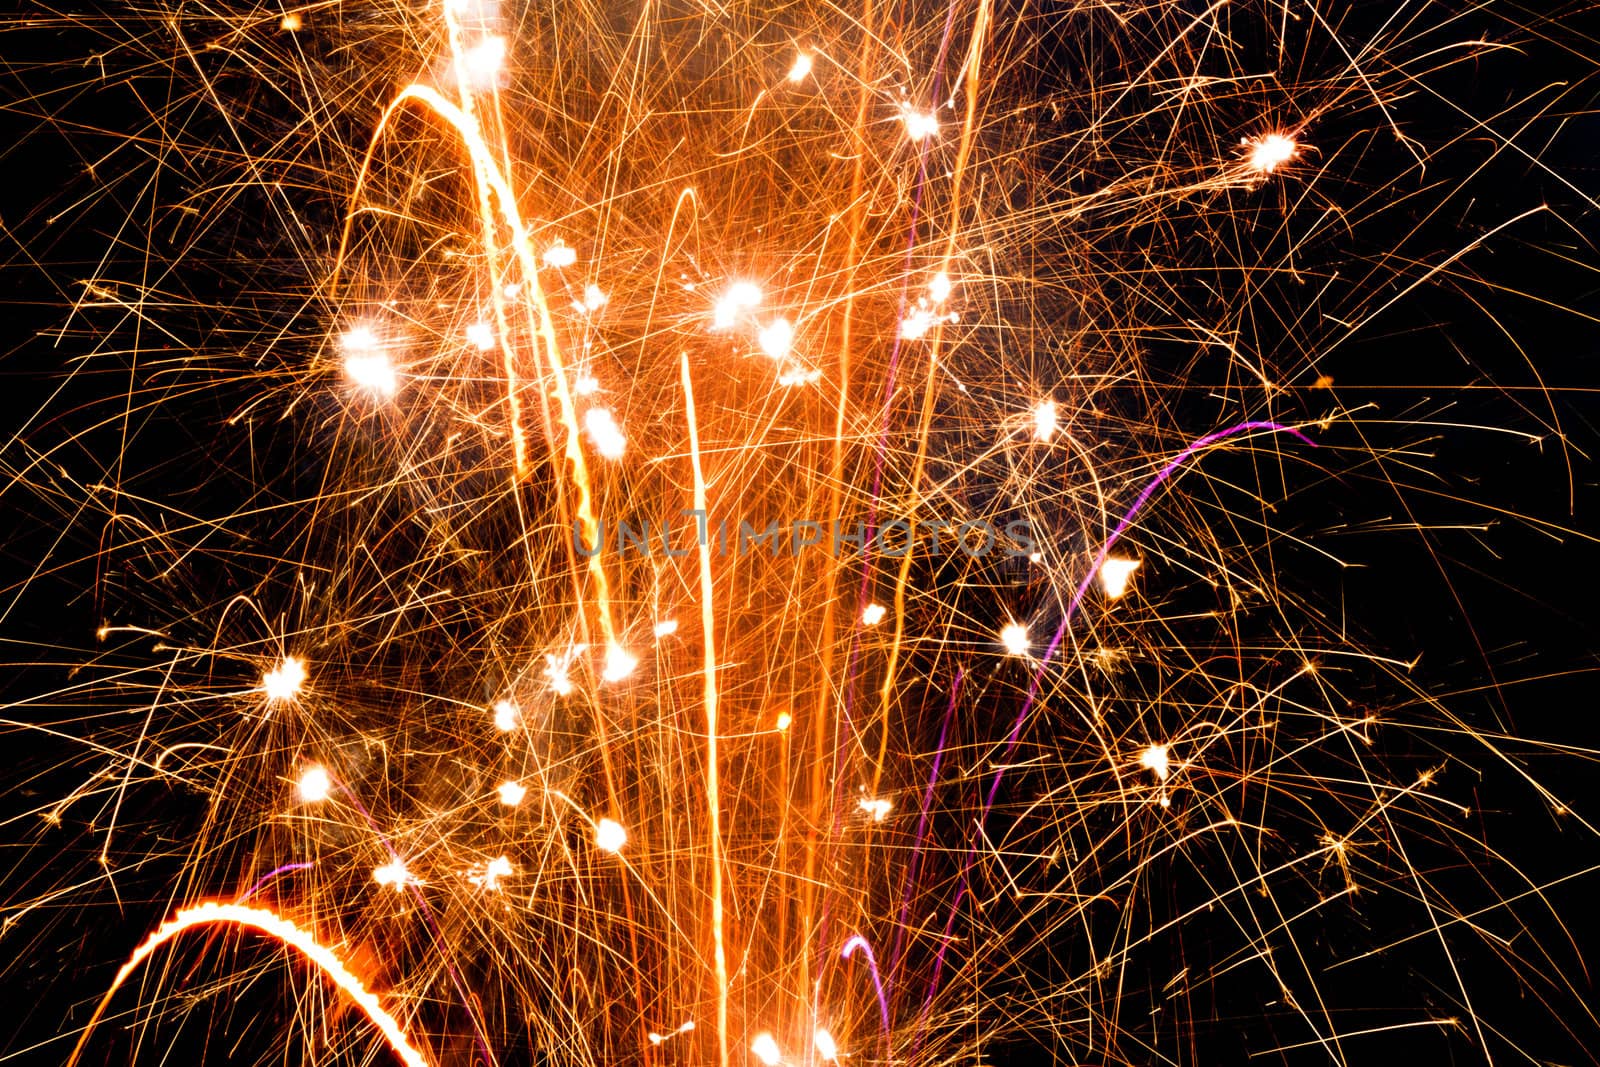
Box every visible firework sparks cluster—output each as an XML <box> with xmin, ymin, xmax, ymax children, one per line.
<box><xmin>2</xmin><ymin>1</ymin><xmax>1599</xmax><ymax>1065</ymax></box>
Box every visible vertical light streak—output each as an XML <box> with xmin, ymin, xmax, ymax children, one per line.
<box><xmin>681</xmin><ymin>353</ymin><xmax>729</xmax><ymax>1067</ymax></box>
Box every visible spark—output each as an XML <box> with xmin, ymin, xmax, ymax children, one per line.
<box><xmin>542</xmin><ymin>241</ymin><xmax>577</xmax><ymax>268</ymax></box>
<box><xmin>261</xmin><ymin>656</ymin><xmax>306</xmax><ymax>701</ymax></box>
<box><xmin>374</xmin><ymin>860</ymin><xmax>416</xmax><ymax>889</ymax></box>
<box><xmin>929</xmin><ymin>271</ymin><xmax>952</xmax><ymax>303</ymax></box>
<box><xmin>584</xmin><ymin>408</ymin><xmax>626</xmax><ymax>459</ymax></box>
<box><xmin>1140</xmin><ymin>744</ymin><xmax>1171</xmax><ymax>781</ymax></box>
<box><xmin>653</xmin><ymin>618</ymin><xmax>679</xmax><ymax>638</ymax></box>
<box><xmin>1000</xmin><ymin>622</ymin><xmax>1030</xmax><ymax>657</ymax></box>
<box><xmin>582</xmin><ymin>283</ymin><xmax>608</xmax><ymax>311</ymax></box>
<box><xmin>297</xmin><ymin>766</ymin><xmax>331</xmax><ymax>803</ymax></box>
<box><xmin>787</xmin><ymin>52</ymin><xmax>813</xmax><ymax>82</ymax></box>
<box><xmin>469</xmin><ymin>855</ymin><xmax>513</xmax><ymax>891</ymax></box>
<box><xmin>813</xmin><ymin>1028</ymin><xmax>839</xmax><ymax>1060</ymax></box>
<box><xmin>750</xmin><ymin>1032</ymin><xmax>782</xmax><ymax>1065</ymax></box>
<box><xmin>497</xmin><ymin>781</ymin><xmax>526</xmax><ymax>806</ymax></box>
<box><xmin>648</xmin><ymin>1021</ymin><xmax>695</xmax><ymax>1045</ymax></box>
<box><xmin>595</xmin><ymin>818</ymin><xmax>627</xmax><ymax>853</ymax></box>
<box><xmin>340</xmin><ymin>327</ymin><xmax>397</xmax><ymax>395</ymax></box>
<box><xmin>280</xmin><ymin>13</ymin><xmax>301</xmax><ymax>31</ymax></box>
<box><xmin>1033</xmin><ymin>398</ymin><xmax>1058</xmax><ymax>441</ymax></box>
<box><xmin>859</xmin><ymin>797</ymin><xmax>891</xmax><ymax>822</ymax></box>
<box><xmin>900</xmin><ymin>102</ymin><xmax>939</xmax><ymax>141</ymax></box>
<box><xmin>774</xmin><ymin>711</ymin><xmax>792</xmax><ymax>732</ymax></box>
<box><xmin>465</xmin><ymin>321</ymin><xmax>495</xmax><ymax>350</ymax></box>
<box><xmin>492</xmin><ymin>699</ymin><xmax>519</xmax><ymax>731</ymax></box>
<box><xmin>862</xmin><ymin>603</ymin><xmax>886</xmax><ymax>626</ymax></box>
<box><xmin>601</xmin><ymin>643</ymin><xmax>638</xmax><ymax>682</ymax></box>
<box><xmin>458</xmin><ymin>36</ymin><xmax>507</xmax><ymax>86</ymax></box>
<box><xmin>758</xmin><ymin>317</ymin><xmax>794</xmax><ymax>360</ymax></box>
<box><xmin>1098</xmin><ymin>557</ymin><xmax>1140</xmax><ymax>598</ymax></box>
<box><xmin>1246</xmin><ymin>132</ymin><xmax>1298</xmax><ymax>174</ymax></box>
<box><xmin>711</xmin><ymin>281</ymin><xmax>762</xmax><ymax>329</ymax></box>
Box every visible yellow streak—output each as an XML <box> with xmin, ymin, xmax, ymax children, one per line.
<box><xmin>66</xmin><ymin>902</ymin><xmax>429</xmax><ymax>1067</ymax></box>
<box><xmin>682</xmin><ymin>354</ymin><xmax>730</xmax><ymax>1067</ymax></box>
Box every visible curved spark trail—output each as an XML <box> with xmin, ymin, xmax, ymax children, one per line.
<box><xmin>67</xmin><ymin>904</ymin><xmax>430</xmax><ymax>1067</ymax></box>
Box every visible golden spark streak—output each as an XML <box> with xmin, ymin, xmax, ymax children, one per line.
<box><xmin>681</xmin><ymin>353</ymin><xmax>730</xmax><ymax>1067</ymax></box>
<box><xmin>67</xmin><ymin>902</ymin><xmax>429</xmax><ymax>1067</ymax></box>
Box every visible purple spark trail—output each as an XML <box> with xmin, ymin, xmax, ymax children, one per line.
<box><xmin>842</xmin><ymin>934</ymin><xmax>891</xmax><ymax>1038</ymax></box>
<box><xmin>237</xmin><ymin>862</ymin><xmax>313</xmax><ymax>902</ymax></box>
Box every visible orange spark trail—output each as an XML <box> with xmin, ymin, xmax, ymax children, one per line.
<box><xmin>66</xmin><ymin>902</ymin><xmax>430</xmax><ymax>1067</ymax></box>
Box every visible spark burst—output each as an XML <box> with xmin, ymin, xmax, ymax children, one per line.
<box><xmin>1</xmin><ymin>2</ymin><xmax>1598</xmax><ymax>1066</ymax></box>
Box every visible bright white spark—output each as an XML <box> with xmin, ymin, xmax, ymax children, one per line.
<box><xmin>574</xmin><ymin>373</ymin><xmax>601</xmax><ymax>396</ymax></box>
<box><xmin>711</xmin><ymin>281</ymin><xmax>762</xmax><ymax>329</ymax></box>
<box><xmin>498</xmin><ymin>781</ymin><xmax>526</xmax><ymax>807</ymax></box>
<box><xmin>787</xmin><ymin>52</ymin><xmax>813</xmax><ymax>82</ymax></box>
<box><xmin>262</xmin><ymin>656</ymin><xmax>306</xmax><ymax>701</ymax></box>
<box><xmin>900</xmin><ymin>103</ymin><xmax>939</xmax><ymax>141</ymax></box>
<box><xmin>859</xmin><ymin>797</ymin><xmax>892</xmax><ymax>822</ymax></box>
<box><xmin>758</xmin><ymin>317</ymin><xmax>795</xmax><ymax>360</ymax></box>
<box><xmin>373</xmin><ymin>860</ymin><xmax>415</xmax><ymax>889</ymax></box>
<box><xmin>751</xmin><ymin>1033</ymin><xmax>782</xmax><ymax>1065</ymax></box>
<box><xmin>929</xmin><ymin>271</ymin><xmax>952</xmax><ymax>303</ymax></box>
<box><xmin>544</xmin><ymin>648</ymin><xmax>582</xmax><ymax>696</ymax></box>
<box><xmin>583</xmin><ymin>283</ymin><xmax>608</xmax><ymax>312</ymax></box>
<box><xmin>1141</xmin><ymin>744</ymin><xmax>1171</xmax><ymax>781</ymax></box>
<box><xmin>775</xmin><ymin>711</ymin><xmax>792</xmax><ymax>732</ymax></box>
<box><xmin>344</xmin><ymin>354</ymin><xmax>397</xmax><ymax>397</ymax></box>
<box><xmin>298</xmin><ymin>766</ymin><xmax>331</xmax><ymax>803</ymax></box>
<box><xmin>862</xmin><ymin>603</ymin><xmax>886</xmax><ymax>626</ymax></box>
<box><xmin>814</xmin><ymin>1028</ymin><xmax>839</xmax><ymax>1061</ymax></box>
<box><xmin>595</xmin><ymin>818</ymin><xmax>628</xmax><ymax>853</ymax></box>
<box><xmin>1099</xmin><ymin>558</ymin><xmax>1141</xmax><ymax>599</ymax></box>
<box><xmin>653</xmin><ymin>619</ymin><xmax>679</xmax><ymax>638</ymax></box>
<box><xmin>1033</xmin><ymin>398</ymin><xmax>1058</xmax><ymax>441</ymax></box>
<box><xmin>1246</xmin><ymin>132</ymin><xmax>1297</xmax><ymax>174</ymax></box>
<box><xmin>584</xmin><ymin>408</ymin><xmax>626</xmax><ymax>459</ymax></box>
<box><xmin>466</xmin><ymin>321</ymin><xmax>495</xmax><ymax>350</ymax></box>
<box><xmin>602</xmin><ymin>644</ymin><xmax>638</xmax><ymax>683</ymax></box>
<box><xmin>458</xmin><ymin>35</ymin><xmax>507</xmax><ymax>84</ymax></box>
<box><xmin>543</xmin><ymin>241</ymin><xmax>577</xmax><ymax>268</ymax></box>
<box><xmin>492</xmin><ymin>699</ymin><xmax>519</xmax><ymax>731</ymax></box>
<box><xmin>1000</xmin><ymin>622</ymin><xmax>1030</xmax><ymax>657</ymax></box>
<box><xmin>777</xmin><ymin>365</ymin><xmax>822</xmax><ymax>387</ymax></box>
<box><xmin>469</xmin><ymin>855</ymin><xmax>513</xmax><ymax>891</ymax></box>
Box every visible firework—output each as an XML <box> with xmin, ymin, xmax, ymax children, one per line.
<box><xmin>2</xmin><ymin>1</ymin><xmax>1598</xmax><ymax>1066</ymax></box>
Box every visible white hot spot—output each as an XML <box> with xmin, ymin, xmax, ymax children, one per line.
<box><xmin>653</xmin><ymin>619</ymin><xmax>679</xmax><ymax>638</ymax></box>
<box><xmin>298</xmin><ymin>765</ymin><xmax>331</xmax><ymax>803</ymax></box>
<box><xmin>543</xmin><ymin>241</ymin><xmax>577</xmax><ymax>268</ymax></box>
<box><xmin>602</xmin><ymin>644</ymin><xmax>638</xmax><ymax>683</ymax></box>
<box><xmin>751</xmin><ymin>1033</ymin><xmax>782</xmax><ymax>1066</ymax></box>
<box><xmin>1246</xmin><ymin>132</ymin><xmax>1297</xmax><ymax>174</ymax></box>
<box><xmin>862</xmin><ymin>603</ymin><xmax>886</xmax><ymax>626</ymax></box>
<box><xmin>498</xmin><ymin>780</ymin><xmax>527</xmax><ymax>807</ymax></box>
<box><xmin>900</xmin><ymin>103</ymin><xmax>939</xmax><ymax>141</ymax></box>
<box><xmin>544</xmin><ymin>647</ymin><xmax>583</xmax><ymax>696</ymax></box>
<box><xmin>1141</xmin><ymin>744</ymin><xmax>1171</xmax><ymax>781</ymax></box>
<box><xmin>1033</xmin><ymin>398</ymin><xmax>1058</xmax><ymax>441</ymax></box>
<box><xmin>466</xmin><ymin>321</ymin><xmax>495</xmax><ymax>351</ymax></box>
<box><xmin>280</xmin><ymin>13</ymin><xmax>302</xmax><ymax>31</ymax></box>
<box><xmin>1099</xmin><ymin>557</ymin><xmax>1140</xmax><ymax>599</ymax></box>
<box><xmin>595</xmin><ymin>818</ymin><xmax>628</xmax><ymax>853</ymax></box>
<box><xmin>1000</xmin><ymin>622</ymin><xmax>1030</xmax><ymax>657</ymax></box>
<box><xmin>492</xmin><ymin>699</ymin><xmax>519</xmax><ymax>732</ymax></box>
<box><xmin>459</xmin><ymin>35</ymin><xmax>507</xmax><ymax>84</ymax></box>
<box><xmin>777</xmin><ymin>365</ymin><xmax>822</xmax><ymax>387</ymax></box>
<box><xmin>929</xmin><ymin>271</ymin><xmax>952</xmax><ymax>303</ymax></box>
<box><xmin>584</xmin><ymin>408</ymin><xmax>626</xmax><ymax>459</ymax></box>
<box><xmin>574</xmin><ymin>373</ymin><xmax>601</xmax><ymax>396</ymax></box>
<box><xmin>373</xmin><ymin>860</ymin><xmax>414</xmax><ymax>889</ymax></box>
<box><xmin>758</xmin><ymin>317</ymin><xmax>795</xmax><ymax>360</ymax></box>
<box><xmin>814</xmin><ymin>1028</ymin><xmax>839</xmax><ymax>1061</ymax></box>
<box><xmin>859</xmin><ymin>797</ymin><xmax>892</xmax><ymax>822</ymax></box>
<box><xmin>344</xmin><ymin>354</ymin><xmax>397</xmax><ymax>397</ymax></box>
<box><xmin>900</xmin><ymin>308</ymin><xmax>936</xmax><ymax>340</ymax></box>
<box><xmin>775</xmin><ymin>711</ymin><xmax>792</xmax><ymax>732</ymax></box>
<box><xmin>711</xmin><ymin>281</ymin><xmax>762</xmax><ymax>330</ymax></box>
<box><xmin>787</xmin><ymin>52</ymin><xmax>813</xmax><ymax>83</ymax></box>
<box><xmin>583</xmin><ymin>284</ymin><xmax>608</xmax><ymax>312</ymax></box>
<box><xmin>470</xmin><ymin>855</ymin><xmax>514</xmax><ymax>891</ymax></box>
<box><xmin>262</xmin><ymin>656</ymin><xmax>306</xmax><ymax>701</ymax></box>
